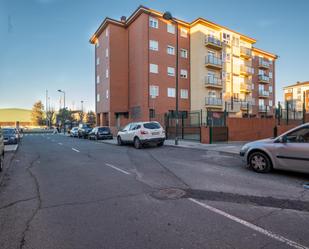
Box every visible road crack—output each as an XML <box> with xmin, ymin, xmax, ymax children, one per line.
<box><xmin>0</xmin><ymin>196</ymin><xmax>37</xmax><ymax>210</ymax></box>
<box><xmin>19</xmin><ymin>155</ymin><xmax>41</xmax><ymax>249</ymax></box>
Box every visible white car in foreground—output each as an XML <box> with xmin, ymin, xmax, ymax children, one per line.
<box><xmin>117</xmin><ymin>122</ymin><xmax>165</xmax><ymax>149</ymax></box>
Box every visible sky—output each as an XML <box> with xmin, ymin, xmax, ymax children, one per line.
<box><xmin>0</xmin><ymin>0</ymin><xmax>308</xmax><ymax>112</ymax></box>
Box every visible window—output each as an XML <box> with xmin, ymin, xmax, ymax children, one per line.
<box><xmin>222</xmin><ymin>52</ymin><xmax>230</xmax><ymax>62</ymax></box>
<box><xmin>97</xmin><ymin>94</ymin><xmax>100</xmax><ymax>102</ymax></box>
<box><xmin>149</xmin><ymin>17</ymin><xmax>158</xmax><ymax>29</ymax></box>
<box><xmin>285</xmin><ymin>126</ymin><xmax>309</xmax><ymax>143</ymax></box>
<box><xmin>269</xmin><ymin>86</ymin><xmax>273</xmax><ymax>93</ymax></box>
<box><xmin>180</xmin><ymin>89</ymin><xmax>188</xmax><ymax>99</ymax></box>
<box><xmin>96</xmin><ymin>75</ymin><xmax>100</xmax><ymax>84</ymax></box>
<box><xmin>167</xmin><ymin>23</ymin><xmax>175</xmax><ymax>34</ymax></box>
<box><xmin>105</xmin><ymin>28</ymin><xmax>109</xmax><ymax>37</ymax></box>
<box><xmin>105</xmin><ymin>48</ymin><xmax>109</xmax><ymax>58</ymax></box>
<box><xmin>180</xmin><ymin>69</ymin><xmax>188</xmax><ymax>79</ymax></box>
<box><xmin>149</xmin><ymin>40</ymin><xmax>159</xmax><ymax>51</ymax></box>
<box><xmin>167</xmin><ymin>45</ymin><xmax>175</xmax><ymax>55</ymax></box>
<box><xmin>167</xmin><ymin>67</ymin><xmax>175</xmax><ymax>76</ymax></box>
<box><xmin>180</xmin><ymin>49</ymin><xmax>188</xmax><ymax>58</ymax></box>
<box><xmin>106</xmin><ymin>69</ymin><xmax>109</xmax><ymax>78</ymax></box>
<box><xmin>143</xmin><ymin>122</ymin><xmax>161</xmax><ymax>129</ymax></box>
<box><xmin>167</xmin><ymin>88</ymin><xmax>176</xmax><ymax>97</ymax></box>
<box><xmin>269</xmin><ymin>72</ymin><xmax>273</xmax><ymax>79</ymax></box>
<box><xmin>96</xmin><ymin>40</ymin><xmax>100</xmax><ymax>48</ymax></box>
<box><xmin>96</xmin><ymin>57</ymin><xmax>100</xmax><ymax>65</ymax></box>
<box><xmin>258</xmin><ymin>69</ymin><xmax>264</xmax><ymax>75</ymax></box>
<box><xmin>106</xmin><ymin>89</ymin><xmax>109</xmax><ymax>99</ymax></box>
<box><xmin>150</xmin><ymin>64</ymin><xmax>158</xmax><ymax>74</ymax></box>
<box><xmin>222</xmin><ymin>33</ymin><xmax>230</xmax><ymax>45</ymax></box>
<box><xmin>180</xmin><ymin>27</ymin><xmax>188</xmax><ymax>37</ymax></box>
<box><xmin>259</xmin><ymin>99</ymin><xmax>264</xmax><ymax>106</ymax></box>
<box><xmin>297</xmin><ymin>88</ymin><xmax>301</xmax><ymax>94</ymax></box>
<box><xmin>149</xmin><ymin>85</ymin><xmax>159</xmax><ymax>97</ymax></box>
<box><xmin>269</xmin><ymin>100</ymin><xmax>273</xmax><ymax>107</ymax></box>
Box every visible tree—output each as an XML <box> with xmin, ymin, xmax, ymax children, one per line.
<box><xmin>78</xmin><ymin>110</ymin><xmax>85</xmax><ymax>123</ymax></box>
<box><xmin>86</xmin><ymin>111</ymin><xmax>96</xmax><ymax>126</ymax></box>
<box><xmin>31</xmin><ymin>101</ymin><xmax>44</xmax><ymax>126</ymax></box>
<box><xmin>46</xmin><ymin>108</ymin><xmax>55</xmax><ymax>127</ymax></box>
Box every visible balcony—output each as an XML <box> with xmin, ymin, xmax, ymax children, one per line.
<box><xmin>240</xmin><ymin>83</ymin><xmax>252</xmax><ymax>93</ymax></box>
<box><xmin>259</xmin><ymin>90</ymin><xmax>270</xmax><ymax>98</ymax></box>
<box><xmin>240</xmin><ymin>65</ymin><xmax>254</xmax><ymax>76</ymax></box>
<box><xmin>205</xmin><ymin>56</ymin><xmax>222</xmax><ymax>70</ymax></box>
<box><xmin>258</xmin><ymin>59</ymin><xmax>270</xmax><ymax>69</ymax></box>
<box><xmin>240</xmin><ymin>101</ymin><xmax>250</xmax><ymax>110</ymax></box>
<box><xmin>205</xmin><ymin>76</ymin><xmax>222</xmax><ymax>89</ymax></box>
<box><xmin>258</xmin><ymin>75</ymin><xmax>270</xmax><ymax>84</ymax></box>
<box><xmin>240</xmin><ymin>46</ymin><xmax>252</xmax><ymax>59</ymax></box>
<box><xmin>205</xmin><ymin>97</ymin><xmax>223</xmax><ymax>108</ymax></box>
<box><xmin>205</xmin><ymin>36</ymin><xmax>222</xmax><ymax>50</ymax></box>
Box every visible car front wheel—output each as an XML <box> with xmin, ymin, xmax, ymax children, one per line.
<box><xmin>248</xmin><ymin>152</ymin><xmax>272</xmax><ymax>173</ymax></box>
<box><xmin>117</xmin><ymin>136</ymin><xmax>123</xmax><ymax>146</ymax></box>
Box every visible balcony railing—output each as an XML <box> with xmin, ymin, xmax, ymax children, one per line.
<box><xmin>259</xmin><ymin>59</ymin><xmax>270</xmax><ymax>69</ymax></box>
<box><xmin>205</xmin><ymin>97</ymin><xmax>223</xmax><ymax>106</ymax></box>
<box><xmin>259</xmin><ymin>90</ymin><xmax>270</xmax><ymax>97</ymax></box>
<box><xmin>240</xmin><ymin>65</ymin><xmax>254</xmax><ymax>75</ymax></box>
<box><xmin>240</xmin><ymin>46</ymin><xmax>252</xmax><ymax>58</ymax></box>
<box><xmin>259</xmin><ymin>105</ymin><xmax>270</xmax><ymax>112</ymax></box>
<box><xmin>205</xmin><ymin>76</ymin><xmax>222</xmax><ymax>87</ymax></box>
<box><xmin>205</xmin><ymin>36</ymin><xmax>222</xmax><ymax>49</ymax></box>
<box><xmin>258</xmin><ymin>74</ymin><xmax>270</xmax><ymax>83</ymax></box>
<box><xmin>205</xmin><ymin>56</ymin><xmax>222</xmax><ymax>67</ymax></box>
<box><xmin>240</xmin><ymin>83</ymin><xmax>252</xmax><ymax>92</ymax></box>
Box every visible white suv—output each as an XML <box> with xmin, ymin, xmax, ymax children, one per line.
<box><xmin>117</xmin><ymin>122</ymin><xmax>165</xmax><ymax>149</ymax></box>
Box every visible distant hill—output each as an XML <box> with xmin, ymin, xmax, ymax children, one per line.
<box><xmin>0</xmin><ymin>108</ymin><xmax>32</xmax><ymax>122</ymax></box>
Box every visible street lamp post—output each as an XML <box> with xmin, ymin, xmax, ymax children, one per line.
<box><xmin>163</xmin><ymin>11</ymin><xmax>179</xmax><ymax>145</ymax></box>
<box><xmin>58</xmin><ymin>89</ymin><xmax>66</xmax><ymax>133</ymax></box>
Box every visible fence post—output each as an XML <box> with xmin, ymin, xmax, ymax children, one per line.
<box><xmin>247</xmin><ymin>102</ymin><xmax>249</xmax><ymax>118</ymax></box>
<box><xmin>224</xmin><ymin>102</ymin><xmax>227</xmax><ymax>127</ymax></box>
<box><xmin>209</xmin><ymin>126</ymin><xmax>213</xmax><ymax>144</ymax></box>
<box><xmin>303</xmin><ymin>92</ymin><xmax>306</xmax><ymax>124</ymax></box>
<box><xmin>286</xmin><ymin>101</ymin><xmax>289</xmax><ymax>125</ymax></box>
<box><xmin>181</xmin><ymin>114</ymin><xmax>184</xmax><ymax>139</ymax></box>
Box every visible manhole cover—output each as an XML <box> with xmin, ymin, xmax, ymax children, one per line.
<box><xmin>152</xmin><ymin>188</ymin><xmax>187</xmax><ymax>200</ymax></box>
<box><xmin>303</xmin><ymin>183</ymin><xmax>309</xmax><ymax>189</ymax></box>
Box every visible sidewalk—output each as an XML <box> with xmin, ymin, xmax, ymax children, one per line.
<box><xmin>98</xmin><ymin>138</ymin><xmax>244</xmax><ymax>155</ymax></box>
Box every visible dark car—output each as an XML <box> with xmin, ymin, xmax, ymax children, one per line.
<box><xmin>3</xmin><ymin>128</ymin><xmax>19</xmax><ymax>145</ymax></box>
<box><xmin>0</xmin><ymin>128</ymin><xmax>4</xmax><ymax>172</ymax></box>
<box><xmin>78</xmin><ymin>124</ymin><xmax>93</xmax><ymax>139</ymax></box>
<box><xmin>88</xmin><ymin>127</ymin><xmax>113</xmax><ymax>140</ymax></box>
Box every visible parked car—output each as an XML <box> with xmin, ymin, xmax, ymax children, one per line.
<box><xmin>117</xmin><ymin>121</ymin><xmax>165</xmax><ymax>149</ymax></box>
<box><xmin>88</xmin><ymin>127</ymin><xmax>113</xmax><ymax>140</ymax></box>
<box><xmin>70</xmin><ymin>127</ymin><xmax>79</xmax><ymax>137</ymax></box>
<box><xmin>0</xmin><ymin>128</ymin><xmax>4</xmax><ymax>172</ymax></box>
<box><xmin>3</xmin><ymin>128</ymin><xmax>19</xmax><ymax>145</ymax></box>
<box><xmin>78</xmin><ymin>124</ymin><xmax>92</xmax><ymax>139</ymax></box>
<box><xmin>240</xmin><ymin>123</ymin><xmax>309</xmax><ymax>174</ymax></box>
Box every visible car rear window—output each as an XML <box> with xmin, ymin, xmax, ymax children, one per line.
<box><xmin>3</xmin><ymin>129</ymin><xmax>15</xmax><ymax>134</ymax></box>
<box><xmin>98</xmin><ymin>127</ymin><xmax>110</xmax><ymax>132</ymax></box>
<box><xmin>143</xmin><ymin>122</ymin><xmax>161</xmax><ymax>129</ymax></box>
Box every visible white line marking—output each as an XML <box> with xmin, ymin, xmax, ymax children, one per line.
<box><xmin>189</xmin><ymin>198</ymin><xmax>309</xmax><ymax>249</ymax></box>
<box><xmin>58</xmin><ymin>143</ymin><xmax>63</xmax><ymax>145</ymax></box>
<box><xmin>72</xmin><ymin>148</ymin><xmax>80</xmax><ymax>153</ymax></box>
<box><xmin>105</xmin><ymin>163</ymin><xmax>130</xmax><ymax>175</ymax></box>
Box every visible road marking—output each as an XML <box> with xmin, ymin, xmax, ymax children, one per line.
<box><xmin>72</xmin><ymin>148</ymin><xmax>80</xmax><ymax>153</ymax></box>
<box><xmin>58</xmin><ymin>143</ymin><xmax>63</xmax><ymax>145</ymax></box>
<box><xmin>189</xmin><ymin>198</ymin><xmax>309</xmax><ymax>249</ymax></box>
<box><xmin>105</xmin><ymin>163</ymin><xmax>130</xmax><ymax>175</ymax></box>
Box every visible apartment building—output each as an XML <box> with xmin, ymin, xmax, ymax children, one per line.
<box><xmin>190</xmin><ymin>20</ymin><xmax>277</xmax><ymax>118</ymax></box>
<box><xmin>90</xmin><ymin>6</ymin><xmax>190</xmax><ymax>128</ymax></box>
<box><xmin>90</xmin><ymin>6</ymin><xmax>277</xmax><ymax>128</ymax></box>
<box><xmin>284</xmin><ymin>81</ymin><xmax>309</xmax><ymax>111</ymax></box>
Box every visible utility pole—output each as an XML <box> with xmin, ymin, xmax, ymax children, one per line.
<box><xmin>46</xmin><ymin>90</ymin><xmax>48</xmax><ymax>127</ymax></box>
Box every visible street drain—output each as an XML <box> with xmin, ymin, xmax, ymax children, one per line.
<box><xmin>152</xmin><ymin>188</ymin><xmax>187</xmax><ymax>200</ymax></box>
<box><xmin>303</xmin><ymin>183</ymin><xmax>309</xmax><ymax>189</ymax></box>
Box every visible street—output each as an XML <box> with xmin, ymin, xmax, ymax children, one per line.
<box><xmin>0</xmin><ymin>134</ymin><xmax>309</xmax><ymax>249</ymax></box>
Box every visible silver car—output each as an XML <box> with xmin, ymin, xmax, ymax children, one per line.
<box><xmin>240</xmin><ymin>123</ymin><xmax>309</xmax><ymax>173</ymax></box>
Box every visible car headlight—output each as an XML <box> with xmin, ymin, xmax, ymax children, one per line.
<box><xmin>240</xmin><ymin>144</ymin><xmax>250</xmax><ymax>153</ymax></box>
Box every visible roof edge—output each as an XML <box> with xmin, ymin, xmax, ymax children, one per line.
<box><xmin>252</xmin><ymin>47</ymin><xmax>278</xmax><ymax>59</ymax></box>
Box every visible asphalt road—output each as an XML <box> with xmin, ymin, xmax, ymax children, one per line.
<box><xmin>0</xmin><ymin>133</ymin><xmax>309</xmax><ymax>249</ymax></box>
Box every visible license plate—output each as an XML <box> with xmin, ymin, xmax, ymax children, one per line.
<box><xmin>152</xmin><ymin>132</ymin><xmax>159</xmax><ymax>135</ymax></box>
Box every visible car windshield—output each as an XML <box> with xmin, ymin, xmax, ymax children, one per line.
<box><xmin>143</xmin><ymin>122</ymin><xmax>161</xmax><ymax>129</ymax></box>
<box><xmin>98</xmin><ymin>127</ymin><xmax>110</xmax><ymax>132</ymax></box>
<box><xmin>3</xmin><ymin>129</ymin><xmax>15</xmax><ymax>135</ymax></box>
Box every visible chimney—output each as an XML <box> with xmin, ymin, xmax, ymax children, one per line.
<box><xmin>120</xmin><ymin>16</ymin><xmax>126</xmax><ymax>23</ymax></box>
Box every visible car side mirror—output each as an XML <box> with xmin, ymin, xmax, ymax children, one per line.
<box><xmin>279</xmin><ymin>135</ymin><xmax>287</xmax><ymax>143</ymax></box>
